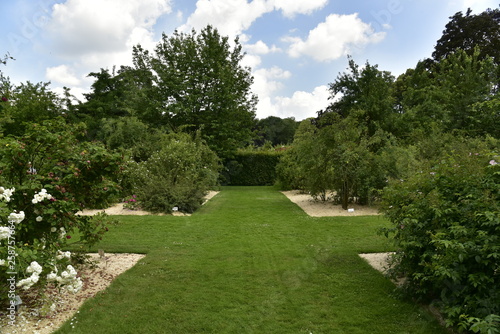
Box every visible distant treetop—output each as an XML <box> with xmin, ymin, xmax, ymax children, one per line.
<box><xmin>433</xmin><ymin>6</ymin><xmax>500</xmax><ymax>64</ymax></box>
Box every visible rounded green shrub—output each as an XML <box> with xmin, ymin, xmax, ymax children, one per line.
<box><xmin>125</xmin><ymin>133</ymin><xmax>220</xmax><ymax>214</ymax></box>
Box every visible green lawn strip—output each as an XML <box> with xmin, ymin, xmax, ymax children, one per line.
<box><xmin>55</xmin><ymin>186</ymin><xmax>447</xmax><ymax>333</ymax></box>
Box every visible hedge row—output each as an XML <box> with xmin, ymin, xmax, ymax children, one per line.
<box><xmin>223</xmin><ymin>149</ymin><xmax>285</xmax><ymax>186</ymax></box>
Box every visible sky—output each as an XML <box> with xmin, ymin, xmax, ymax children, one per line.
<box><xmin>0</xmin><ymin>0</ymin><xmax>498</xmax><ymax>121</ymax></box>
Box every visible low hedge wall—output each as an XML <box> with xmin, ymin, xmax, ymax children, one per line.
<box><xmin>223</xmin><ymin>149</ymin><xmax>285</xmax><ymax>186</ymax></box>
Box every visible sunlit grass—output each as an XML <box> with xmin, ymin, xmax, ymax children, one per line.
<box><xmin>56</xmin><ymin>186</ymin><xmax>447</xmax><ymax>334</ymax></box>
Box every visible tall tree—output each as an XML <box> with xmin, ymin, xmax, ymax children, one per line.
<box><xmin>80</xmin><ymin>68</ymin><xmax>129</xmax><ymax>119</ymax></box>
<box><xmin>0</xmin><ymin>81</ymin><xmax>64</xmax><ymax>137</ymax></box>
<box><xmin>305</xmin><ymin>58</ymin><xmax>398</xmax><ymax>208</ymax></box>
<box><xmin>433</xmin><ymin>7</ymin><xmax>500</xmax><ymax>64</ymax></box>
<box><xmin>437</xmin><ymin>48</ymin><xmax>497</xmax><ymax>131</ymax></box>
<box><xmin>324</xmin><ymin>57</ymin><xmax>396</xmax><ymax>137</ymax></box>
<box><xmin>133</xmin><ymin>25</ymin><xmax>257</xmax><ymax>160</ymax></box>
<box><xmin>396</xmin><ymin>48</ymin><xmax>497</xmax><ymax>137</ymax></box>
<box><xmin>255</xmin><ymin>116</ymin><xmax>298</xmax><ymax>146</ymax></box>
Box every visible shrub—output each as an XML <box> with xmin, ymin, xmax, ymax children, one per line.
<box><xmin>0</xmin><ymin>119</ymin><xmax>121</xmax><ymax>309</ymax></box>
<box><xmin>380</xmin><ymin>150</ymin><xmax>499</xmax><ymax>332</ymax></box>
<box><xmin>125</xmin><ymin>132</ymin><xmax>220</xmax><ymax>213</ymax></box>
<box><xmin>276</xmin><ymin>117</ymin><xmax>391</xmax><ymax>207</ymax></box>
<box><xmin>275</xmin><ymin>119</ymin><xmax>334</xmax><ymax>198</ymax></box>
<box><xmin>0</xmin><ymin>119</ymin><xmax>124</xmax><ymax>210</ymax></box>
<box><xmin>275</xmin><ymin>146</ymin><xmax>305</xmax><ymax>190</ymax></box>
<box><xmin>98</xmin><ymin>116</ymin><xmax>166</xmax><ymax>162</ymax></box>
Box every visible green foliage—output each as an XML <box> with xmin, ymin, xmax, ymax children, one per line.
<box><xmin>275</xmin><ymin>145</ymin><xmax>305</xmax><ymax>191</ymax></box>
<box><xmin>433</xmin><ymin>7</ymin><xmax>500</xmax><ymax>65</ymax></box>
<box><xmin>470</xmin><ymin>96</ymin><xmax>500</xmax><ymax>138</ymax></box>
<box><xmin>0</xmin><ymin>118</ymin><xmax>123</xmax><ymax>211</ymax></box>
<box><xmin>0</xmin><ymin>53</ymin><xmax>14</xmax><ymax>66</ymax></box>
<box><xmin>326</xmin><ymin>57</ymin><xmax>396</xmax><ymax>136</ymax></box>
<box><xmin>74</xmin><ymin>68</ymin><xmax>130</xmax><ymax>139</ymax></box>
<box><xmin>254</xmin><ymin>116</ymin><xmax>298</xmax><ymax>146</ymax></box>
<box><xmin>436</xmin><ymin>48</ymin><xmax>497</xmax><ymax>132</ymax></box>
<box><xmin>286</xmin><ymin>118</ymin><xmax>337</xmax><ymax>201</ymax></box>
<box><xmin>465</xmin><ymin>314</ymin><xmax>500</xmax><ymax>334</ymax></box>
<box><xmin>0</xmin><ymin>81</ymin><xmax>65</xmax><ymax>137</ymax></box>
<box><xmin>125</xmin><ymin>132</ymin><xmax>220</xmax><ymax>213</ymax></box>
<box><xmin>74</xmin><ymin>66</ymin><xmax>159</xmax><ymax>140</ymax></box>
<box><xmin>0</xmin><ymin>118</ymin><xmax>121</xmax><ymax>306</ymax></box>
<box><xmin>394</xmin><ymin>70</ymin><xmax>444</xmax><ymax>137</ymax></box>
<box><xmin>396</xmin><ymin>48</ymin><xmax>498</xmax><ymax>138</ymax></box>
<box><xmin>0</xmin><ymin>72</ymin><xmax>13</xmax><ymax>134</ymax></box>
<box><xmin>81</xmin><ymin>68</ymin><xmax>130</xmax><ymax>118</ymax></box>
<box><xmin>97</xmin><ymin>116</ymin><xmax>166</xmax><ymax>162</ymax></box>
<box><xmin>278</xmin><ymin>113</ymin><xmax>392</xmax><ymax>208</ymax></box>
<box><xmin>131</xmin><ymin>25</ymin><xmax>257</xmax><ymax>160</ymax></box>
<box><xmin>223</xmin><ymin>147</ymin><xmax>285</xmax><ymax>186</ymax></box>
<box><xmin>380</xmin><ymin>147</ymin><xmax>500</xmax><ymax>332</ymax></box>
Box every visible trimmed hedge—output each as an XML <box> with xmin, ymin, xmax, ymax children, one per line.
<box><xmin>223</xmin><ymin>149</ymin><xmax>285</xmax><ymax>186</ymax></box>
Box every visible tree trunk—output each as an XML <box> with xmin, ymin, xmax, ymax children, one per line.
<box><xmin>341</xmin><ymin>180</ymin><xmax>348</xmax><ymax>210</ymax></box>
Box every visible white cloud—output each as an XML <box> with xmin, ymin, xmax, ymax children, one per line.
<box><xmin>46</xmin><ymin>65</ymin><xmax>81</xmax><ymax>86</ymax></box>
<box><xmin>285</xmin><ymin>13</ymin><xmax>386</xmax><ymax>62</ymax></box>
<box><xmin>251</xmin><ymin>65</ymin><xmax>328</xmax><ymax>120</ymax></box>
<box><xmin>40</xmin><ymin>0</ymin><xmax>172</xmax><ymax>100</ymax></box>
<box><xmin>446</xmin><ymin>0</ymin><xmax>498</xmax><ymax>14</ymax></box>
<box><xmin>46</xmin><ymin>0</ymin><xmax>171</xmax><ymax>57</ymax></box>
<box><xmin>253</xmin><ymin>66</ymin><xmax>292</xmax><ymax>97</ymax></box>
<box><xmin>180</xmin><ymin>0</ymin><xmax>272</xmax><ymax>37</ymax></box>
<box><xmin>259</xmin><ymin>66</ymin><xmax>291</xmax><ymax>83</ymax></box>
<box><xmin>51</xmin><ymin>86</ymin><xmax>89</xmax><ymax>103</ymax></box>
<box><xmin>273</xmin><ymin>0</ymin><xmax>328</xmax><ymax>18</ymax></box>
<box><xmin>181</xmin><ymin>0</ymin><xmax>328</xmax><ymax>39</ymax></box>
<box><xmin>255</xmin><ymin>86</ymin><xmax>330</xmax><ymax>120</ymax></box>
<box><xmin>244</xmin><ymin>40</ymin><xmax>280</xmax><ymax>55</ymax></box>
<box><xmin>272</xmin><ymin>85</ymin><xmax>330</xmax><ymax>119</ymax></box>
<box><xmin>42</xmin><ymin>0</ymin><xmax>172</xmax><ymax>73</ymax></box>
<box><xmin>242</xmin><ymin>54</ymin><xmax>263</xmax><ymax>70</ymax></box>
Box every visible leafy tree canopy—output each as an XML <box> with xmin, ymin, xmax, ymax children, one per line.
<box><xmin>433</xmin><ymin>6</ymin><xmax>500</xmax><ymax>64</ymax></box>
<box><xmin>254</xmin><ymin>116</ymin><xmax>298</xmax><ymax>146</ymax></box>
<box><xmin>0</xmin><ymin>80</ymin><xmax>66</xmax><ymax>137</ymax></box>
<box><xmin>132</xmin><ymin>25</ymin><xmax>258</xmax><ymax>160</ymax></box>
<box><xmin>321</xmin><ymin>57</ymin><xmax>396</xmax><ymax>137</ymax></box>
<box><xmin>396</xmin><ymin>48</ymin><xmax>498</xmax><ymax>137</ymax></box>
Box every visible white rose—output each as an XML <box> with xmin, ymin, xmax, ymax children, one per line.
<box><xmin>0</xmin><ymin>226</ymin><xmax>11</xmax><ymax>240</ymax></box>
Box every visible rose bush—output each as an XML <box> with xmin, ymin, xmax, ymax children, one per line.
<box><xmin>0</xmin><ymin>118</ymin><xmax>122</xmax><ymax>309</ymax></box>
<box><xmin>0</xmin><ymin>187</ymin><xmax>87</xmax><ymax>309</ymax></box>
<box><xmin>380</xmin><ymin>150</ymin><xmax>499</xmax><ymax>333</ymax></box>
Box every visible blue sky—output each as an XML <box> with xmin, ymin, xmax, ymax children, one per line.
<box><xmin>1</xmin><ymin>0</ymin><xmax>498</xmax><ymax>120</ymax></box>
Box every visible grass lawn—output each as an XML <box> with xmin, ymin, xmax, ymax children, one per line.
<box><xmin>57</xmin><ymin>186</ymin><xmax>448</xmax><ymax>334</ymax></box>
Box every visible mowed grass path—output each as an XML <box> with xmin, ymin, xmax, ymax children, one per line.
<box><xmin>57</xmin><ymin>187</ymin><xmax>447</xmax><ymax>334</ymax></box>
